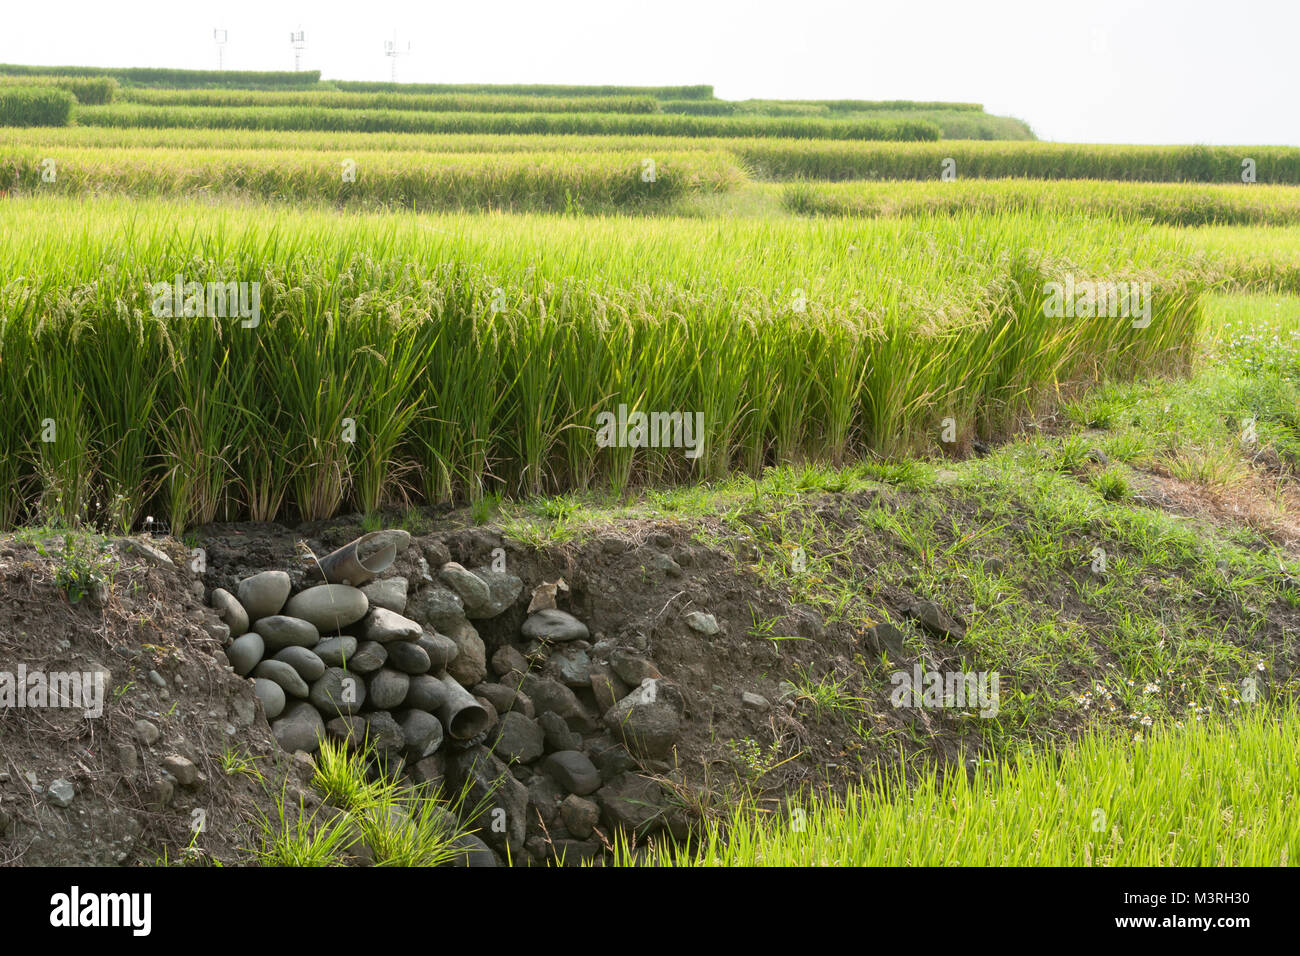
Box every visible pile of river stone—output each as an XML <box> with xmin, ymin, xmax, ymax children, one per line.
<box><xmin>208</xmin><ymin>531</ymin><xmax>688</xmax><ymax>865</ymax></box>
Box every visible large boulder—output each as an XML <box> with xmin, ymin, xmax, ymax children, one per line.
<box><xmin>445</xmin><ymin>620</ymin><xmax>486</xmax><ymax>688</ymax></box>
<box><xmin>406</xmin><ymin>586</ymin><xmax>466</xmax><ymax>632</ymax></box>
<box><xmin>272</xmin><ymin>702</ymin><xmax>326</xmax><ymax>754</ymax></box>
<box><xmin>272</xmin><ymin>646</ymin><xmax>326</xmax><ymax>682</ymax></box>
<box><xmin>596</xmin><ymin>773</ymin><xmax>666</xmax><ymax>836</ymax></box>
<box><xmin>310</xmin><ymin>667</ymin><xmax>366</xmax><ymax>717</ymax></box>
<box><xmin>252</xmin><ymin>615</ymin><xmax>319</xmax><ymax>653</ymax></box>
<box><xmin>361</xmin><ymin>576</ymin><xmax>408</xmax><ymax>614</ymax></box>
<box><xmin>489</xmin><ymin>712</ymin><xmax>544</xmax><ymax>765</ymax></box>
<box><xmin>226</xmin><ymin>632</ymin><xmax>264</xmax><ymax>677</ymax></box>
<box><xmin>314</xmin><ymin>635</ymin><xmax>357</xmax><ymax>667</ymax></box>
<box><xmin>540</xmin><ymin>750</ymin><xmax>601</xmax><ymax>796</ymax></box>
<box><xmin>252</xmin><ymin>659</ymin><xmax>309</xmax><ymax>699</ymax></box>
<box><xmin>522</xmin><ymin>609</ymin><xmax>589</xmax><ymax>643</ymax></box>
<box><xmin>601</xmin><ymin>679</ymin><xmax>684</xmax><ymax>759</ymax></box>
<box><xmin>365</xmin><ymin>668</ymin><xmax>411</xmax><ymax>710</ymax></box>
<box><xmin>364</xmin><ymin>607</ymin><xmax>422</xmax><ymax>644</ymax></box>
<box><xmin>211</xmin><ymin>588</ymin><xmax>249</xmax><ymax>636</ymax></box>
<box><xmin>445</xmin><ymin>746</ymin><xmax>528</xmax><ymax>859</ymax></box>
<box><xmin>236</xmin><ymin>570</ymin><xmax>292</xmax><ymax>620</ymax></box>
<box><xmin>469</xmin><ymin>566</ymin><xmax>523</xmax><ymax>619</ymax></box>
<box><xmin>283</xmin><ymin>584</ymin><xmax>369</xmax><ymax>631</ymax></box>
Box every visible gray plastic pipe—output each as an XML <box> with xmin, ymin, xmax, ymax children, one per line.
<box><xmin>317</xmin><ymin>531</ymin><xmax>397</xmax><ymax>587</ymax></box>
<box><xmin>436</xmin><ymin>673</ymin><xmax>492</xmax><ymax>740</ymax></box>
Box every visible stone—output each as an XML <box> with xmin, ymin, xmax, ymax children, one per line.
<box><xmin>684</xmin><ymin>611</ymin><xmax>719</xmax><ymax>635</ymax></box>
<box><xmin>326</xmin><ymin>715</ymin><xmax>367</xmax><ymax>746</ymax></box>
<box><xmin>522</xmin><ymin>674</ymin><xmax>595</xmax><ymax>731</ymax></box>
<box><xmin>445</xmin><ymin>620</ymin><xmax>487</xmax><ymax>688</ymax></box>
<box><xmin>350</xmin><ymin>640</ymin><xmax>388</xmax><ymax>674</ymax></box>
<box><xmin>117</xmin><ymin>743</ymin><xmax>138</xmax><ymax>774</ymax></box>
<box><xmin>550</xmin><ymin>838</ymin><xmax>602</xmax><ymax>866</ymax></box>
<box><xmin>273</xmin><ymin>646</ymin><xmax>326</xmax><ymax>683</ymax></box>
<box><xmin>445</xmin><ymin>746</ymin><xmax>528</xmax><ymax>858</ymax></box>
<box><xmin>522</xmin><ymin>608</ymin><xmax>589</xmax><ymax>643</ymax></box>
<box><xmin>253</xmin><ymin>659</ymin><xmax>310</xmax><ymax>699</ymax></box>
<box><xmin>364</xmin><ymin>607</ymin><xmax>422</xmax><ymax>644</ymax></box>
<box><xmin>161</xmin><ymin>755</ymin><xmax>198</xmax><ymax>786</ymax></box>
<box><xmin>528</xmin><ymin>775</ymin><xmax>565</xmax><ymax>826</ymax></box>
<box><xmin>491</xmin><ymin>645</ymin><xmax>528</xmax><ymax>678</ymax></box>
<box><xmin>589</xmin><ymin>663</ymin><xmax>628</xmax><ymax>714</ymax></box>
<box><xmin>742</xmin><ymin>691</ymin><xmax>770</xmax><ymax>711</ymax></box>
<box><xmin>225</xmin><ymin>633</ymin><xmax>264</xmax><ymax>676</ymax></box>
<box><xmin>540</xmin><ymin>751</ymin><xmax>601</xmax><ymax>796</ymax></box>
<box><xmin>123</xmin><ymin>538</ymin><xmax>173</xmax><ymax>567</ymax></box>
<box><xmin>403</xmin><ymin>674</ymin><xmax>449</xmax><ymax>712</ymax></box>
<box><xmin>135</xmin><ymin>719</ymin><xmax>160</xmax><ymax>745</ymax></box>
<box><xmin>360</xmin><ymin>576</ymin><xmax>408</xmax><ymax>614</ymax></box>
<box><xmin>905</xmin><ymin>601</ymin><xmax>966</xmax><ymax>641</ymax></box>
<box><xmin>447</xmin><ymin>832</ymin><xmax>499</xmax><ymax>867</ymax></box>
<box><xmin>409</xmin><ymin>754</ymin><xmax>445</xmax><ymax>787</ymax></box>
<box><xmin>252</xmin><ymin>615</ymin><xmax>320</xmax><ymax>653</ymax></box>
<box><xmin>387</xmin><ymin>640</ymin><xmax>431</xmax><ymax>675</ymax></box>
<box><xmin>211</xmin><ymin>588</ymin><xmax>249</xmax><ymax>636</ymax></box>
<box><xmin>230</xmin><ymin>694</ymin><xmax>256</xmax><ymax>727</ymax></box>
<box><xmin>236</xmin><ymin>570</ymin><xmax>291</xmax><ymax>620</ymax></box>
<box><xmin>362</xmin><ymin>711</ymin><xmax>405</xmax><ymax>760</ymax></box>
<box><xmin>468</xmin><ymin>566</ymin><xmax>523</xmax><ymax>619</ymax></box>
<box><xmin>283</xmin><ymin>584</ymin><xmax>369</xmax><ymax>632</ymax></box>
<box><xmin>313</xmin><ymin>636</ymin><xmax>357</xmax><ymax>668</ymax></box>
<box><xmin>438</xmin><ymin>562</ymin><xmax>492</xmax><ymax>613</ymax></box>
<box><xmin>651</xmin><ymin>552</ymin><xmax>682</xmax><ymax>577</ymax></box>
<box><xmin>417</xmin><ymin>632</ymin><xmax>458</xmax><ymax>671</ymax></box>
<box><xmin>865</xmin><ymin>621</ymin><xmax>909</xmax><ymax>660</ymax></box>
<box><xmin>365</xmin><ymin>668</ymin><xmax>411</xmax><ymax>710</ymax></box>
<box><xmin>588</xmin><ymin>739</ymin><xmax>636</xmax><ymax>782</ymax></box>
<box><xmin>149</xmin><ymin>776</ymin><xmax>174</xmax><ymax>810</ymax></box>
<box><xmin>597</xmin><ymin>773</ymin><xmax>666</xmax><ymax>835</ymax></box>
<box><xmin>602</xmin><ymin>679</ymin><xmax>684</xmax><ymax>758</ymax></box>
<box><xmin>610</xmin><ymin>648</ymin><xmax>661</xmax><ymax>685</ymax></box>
<box><xmin>405</xmin><ymin>586</ymin><xmax>466</xmax><ymax>632</ymax></box>
<box><xmin>47</xmin><ymin>778</ymin><xmax>75</xmax><ymax>808</ymax></box>
<box><xmin>538</xmin><ymin>711</ymin><xmax>581</xmax><ymax>752</ymax></box>
<box><xmin>397</xmin><ymin>710</ymin><xmax>443</xmax><ymax>760</ymax></box>
<box><xmin>474</xmin><ymin>682</ymin><xmax>518</xmax><ymax>716</ymax></box>
<box><xmin>253</xmin><ymin>678</ymin><xmax>286</xmax><ymax>719</ymax></box>
<box><xmin>309</xmin><ymin>667</ymin><xmax>366</xmax><ymax>717</ymax></box>
<box><xmin>272</xmin><ymin>702</ymin><xmax>326</xmax><ymax>754</ymax></box>
<box><xmin>490</xmin><ymin>712</ymin><xmax>544</xmax><ymax>765</ymax></box>
<box><xmin>560</xmin><ymin>794</ymin><xmax>601</xmax><ymax>839</ymax></box>
<box><xmin>545</xmin><ymin>646</ymin><xmax>592</xmax><ymax>689</ymax></box>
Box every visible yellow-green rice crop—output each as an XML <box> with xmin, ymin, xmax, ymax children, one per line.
<box><xmin>0</xmin><ymin>197</ymin><xmax>1202</xmax><ymax>531</ymax></box>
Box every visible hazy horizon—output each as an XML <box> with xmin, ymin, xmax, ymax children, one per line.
<box><xmin>3</xmin><ymin>0</ymin><xmax>1296</xmax><ymax>145</ymax></box>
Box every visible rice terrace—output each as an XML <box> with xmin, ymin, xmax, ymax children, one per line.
<box><xmin>0</xmin><ymin>2</ymin><xmax>1296</xmax><ymax>909</ymax></box>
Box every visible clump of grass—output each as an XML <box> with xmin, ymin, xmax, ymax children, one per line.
<box><xmin>1090</xmin><ymin>468</ymin><xmax>1132</xmax><ymax>501</ymax></box>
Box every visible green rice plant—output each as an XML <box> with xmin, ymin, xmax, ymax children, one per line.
<box><xmin>0</xmin><ymin>75</ymin><xmax>117</xmax><ymax>104</ymax></box>
<box><xmin>617</xmin><ymin>706</ymin><xmax>1300</xmax><ymax>866</ymax></box>
<box><xmin>332</xmin><ymin>81</ymin><xmax>714</xmax><ymax>99</ymax></box>
<box><xmin>0</xmin><ymin>62</ymin><xmax>320</xmax><ymax>89</ymax></box>
<box><xmin>783</xmin><ymin>178</ymin><xmax>1300</xmax><ymax>225</ymax></box>
<box><xmin>0</xmin><ymin>86</ymin><xmax>74</xmax><ymax>126</ymax></box>
<box><xmin>118</xmin><ymin>87</ymin><xmax>661</xmax><ymax>114</ymax></box>
<box><xmin>0</xmin><ymin>198</ymin><xmax>1206</xmax><ymax>528</ymax></box>
<box><xmin>72</xmin><ymin>103</ymin><xmax>940</xmax><ymax>141</ymax></box>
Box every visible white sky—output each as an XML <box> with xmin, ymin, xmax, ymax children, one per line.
<box><xmin>2</xmin><ymin>0</ymin><xmax>1296</xmax><ymax>145</ymax></box>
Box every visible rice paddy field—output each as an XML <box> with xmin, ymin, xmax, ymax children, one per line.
<box><xmin>1</xmin><ymin>59</ymin><xmax>1297</xmax><ymax>877</ymax></box>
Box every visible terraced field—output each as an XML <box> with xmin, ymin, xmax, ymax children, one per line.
<box><xmin>0</xmin><ymin>60</ymin><xmax>1296</xmax><ymax>878</ymax></box>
